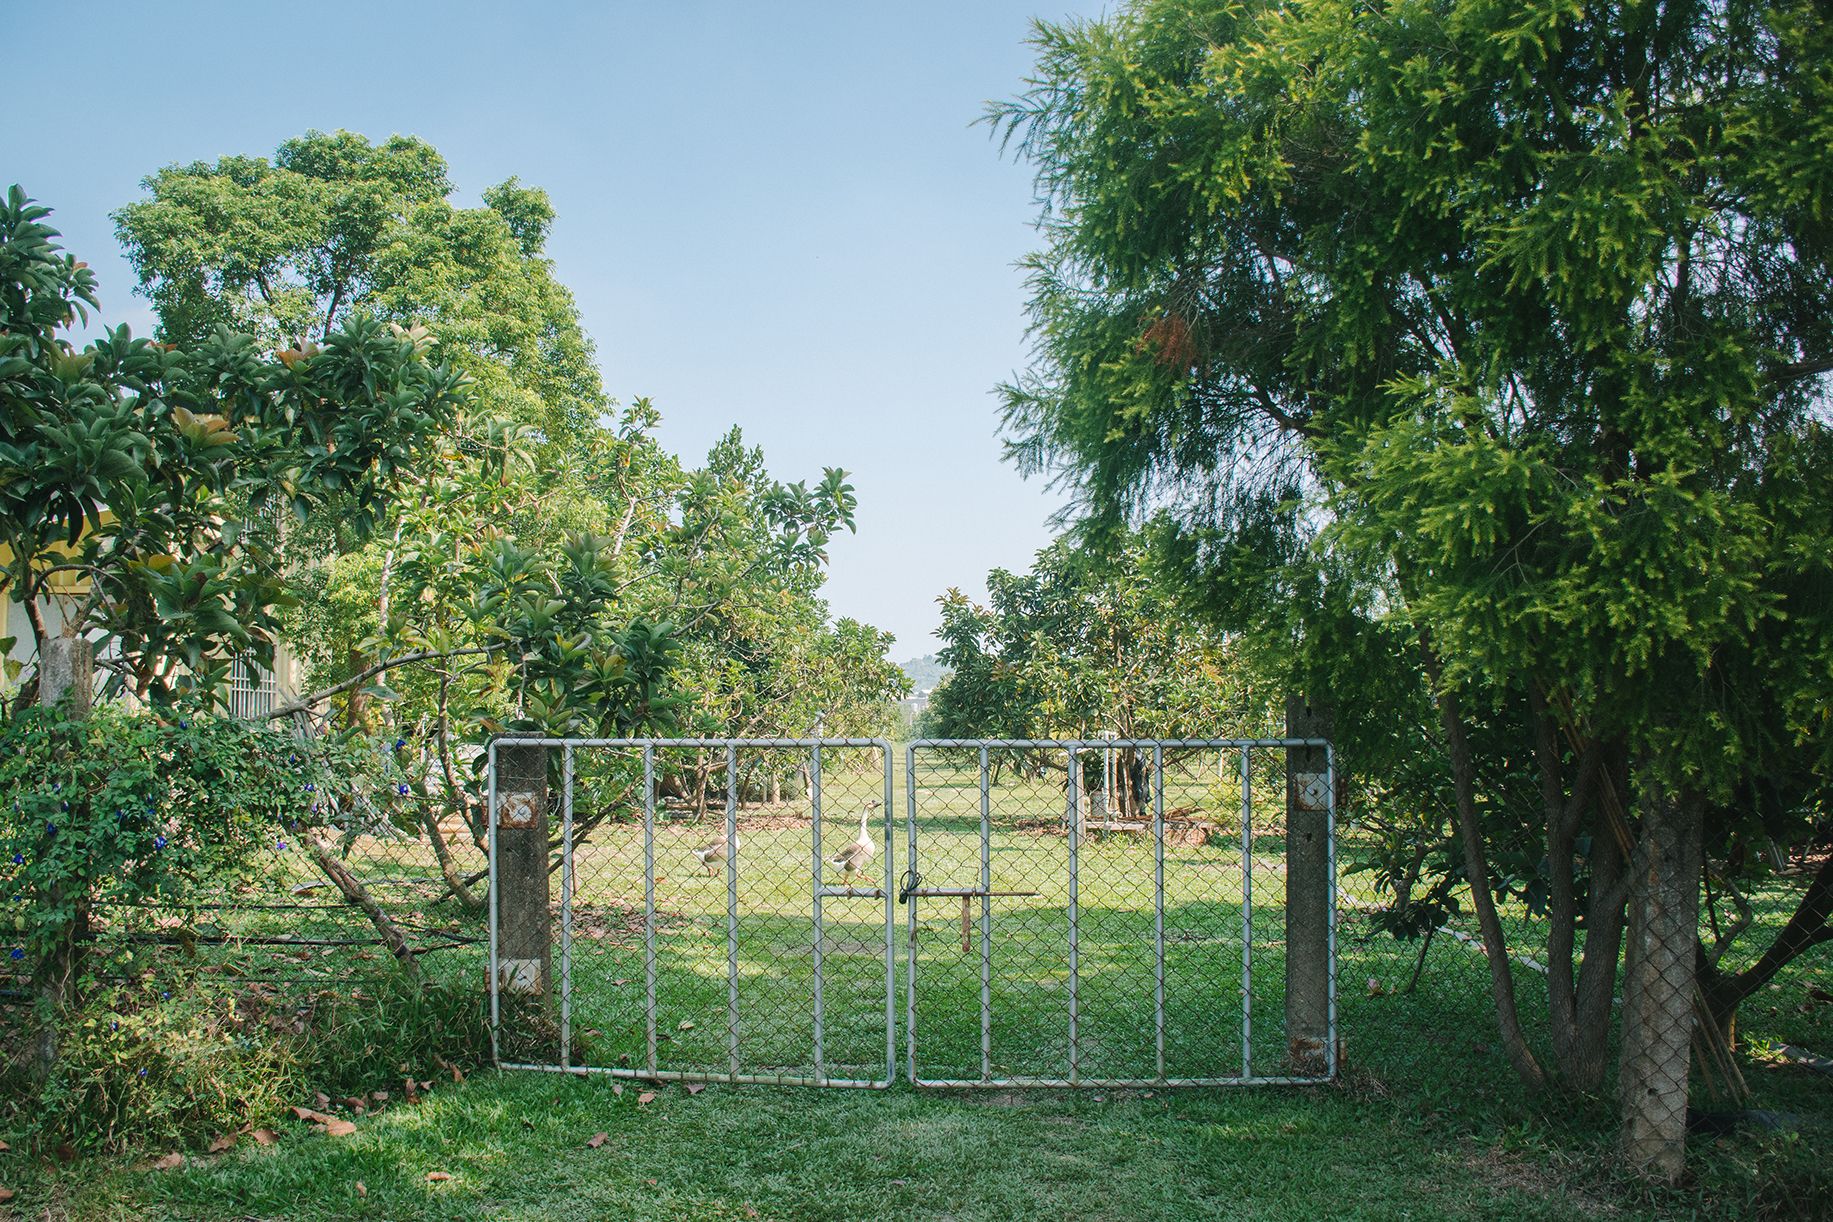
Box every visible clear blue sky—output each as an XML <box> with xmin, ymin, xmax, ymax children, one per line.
<box><xmin>7</xmin><ymin>1</ymin><xmax>1108</xmax><ymax>660</ymax></box>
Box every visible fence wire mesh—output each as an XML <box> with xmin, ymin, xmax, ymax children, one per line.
<box><xmin>0</xmin><ymin>730</ymin><xmax>489</xmax><ymax>1070</ymax></box>
<box><xmin>902</xmin><ymin>740</ymin><xmax>1334</xmax><ymax>1086</ymax></box>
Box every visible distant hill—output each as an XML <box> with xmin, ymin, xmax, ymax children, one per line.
<box><xmin>899</xmin><ymin>654</ymin><xmax>949</xmax><ymax>693</ymax></box>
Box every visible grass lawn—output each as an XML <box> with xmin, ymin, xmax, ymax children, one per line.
<box><xmin>3</xmin><ymin>1071</ymin><xmax>1633</xmax><ymax>1221</ymax></box>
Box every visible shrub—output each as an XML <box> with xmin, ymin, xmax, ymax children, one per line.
<box><xmin>0</xmin><ymin>703</ymin><xmax>326</xmax><ymax>995</ymax></box>
<box><xmin>7</xmin><ymin>971</ymin><xmax>485</xmax><ymax>1154</ymax></box>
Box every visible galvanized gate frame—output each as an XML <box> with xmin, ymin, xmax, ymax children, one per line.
<box><xmin>487</xmin><ymin>735</ymin><xmax>1334</xmax><ymax>1089</ymax></box>
<box><xmin>901</xmin><ymin>738</ymin><xmax>1338</xmax><ymax>1088</ymax></box>
<box><xmin>488</xmin><ymin>737</ymin><xmax>898</xmax><ymax>1087</ymax></box>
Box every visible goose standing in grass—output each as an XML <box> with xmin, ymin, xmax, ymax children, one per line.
<box><xmin>691</xmin><ymin>830</ymin><xmax>738</xmax><ymax>876</ymax></box>
<box><xmin>827</xmin><ymin>801</ymin><xmax>880</xmax><ymax>885</ymax></box>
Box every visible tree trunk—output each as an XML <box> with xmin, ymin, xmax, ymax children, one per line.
<box><xmin>307</xmin><ymin>835</ymin><xmax>424</xmax><ymax>984</ymax></box>
<box><xmin>1618</xmin><ymin>786</ymin><xmax>1703</xmax><ymax>1182</ymax></box>
<box><xmin>1422</xmin><ymin>644</ymin><xmax>1545</xmax><ymax>1089</ymax></box>
<box><xmin>1697</xmin><ymin>850</ymin><xmax>1833</xmax><ymax>1037</ymax></box>
<box><xmin>33</xmin><ymin>636</ymin><xmax>93</xmax><ymax>1081</ymax></box>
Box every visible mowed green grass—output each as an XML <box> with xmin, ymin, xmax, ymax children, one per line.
<box><xmin>3</xmin><ymin>1072</ymin><xmax>1628</xmax><ymax>1222</ymax></box>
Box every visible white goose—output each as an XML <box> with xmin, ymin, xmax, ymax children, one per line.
<box><xmin>827</xmin><ymin>801</ymin><xmax>880</xmax><ymax>885</ymax></box>
<box><xmin>690</xmin><ymin>830</ymin><xmax>738</xmax><ymax>875</ymax></box>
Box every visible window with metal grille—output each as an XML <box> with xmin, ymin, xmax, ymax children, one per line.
<box><xmin>227</xmin><ymin>655</ymin><xmax>278</xmax><ymax>720</ymax></box>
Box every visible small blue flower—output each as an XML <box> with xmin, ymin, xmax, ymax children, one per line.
<box><xmin>111</xmin><ymin>1021</ymin><xmax>119</xmax><ymax>1031</ymax></box>
<box><xmin>397</xmin><ymin>783</ymin><xmax>410</xmax><ymax>796</ymax></box>
<box><xmin>311</xmin><ymin>803</ymin><xmax>321</xmax><ymax>814</ymax></box>
<box><xmin>154</xmin><ymin>835</ymin><xmax>168</xmax><ymax>850</ymax></box>
<box><xmin>60</xmin><ymin>800</ymin><xmax>68</xmax><ymax>810</ymax></box>
<box><xmin>287</xmin><ymin>753</ymin><xmax>298</xmax><ymax>764</ymax></box>
<box><xmin>276</xmin><ymin>840</ymin><xmax>288</xmax><ymax>852</ymax></box>
<box><xmin>45</xmin><ymin>822</ymin><xmax>56</xmax><ymax>835</ymax></box>
<box><xmin>10</xmin><ymin>853</ymin><xmax>21</xmax><ymax>865</ymax></box>
<box><xmin>137</xmin><ymin>1067</ymin><xmax>147</xmax><ymax>1078</ymax></box>
<box><xmin>160</xmin><ymin>991</ymin><xmax>170</xmax><ymax>1000</ymax></box>
<box><xmin>179</xmin><ymin>720</ymin><xmax>189</xmax><ymax>729</ymax></box>
<box><xmin>393</xmin><ymin>738</ymin><xmax>407</xmax><ymax>751</ymax></box>
<box><xmin>304</xmin><ymin>783</ymin><xmax>315</xmax><ymax>793</ymax></box>
<box><xmin>8</xmin><ymin>948</ymin><xmax>23</xmax><ymax>961</ymax></box>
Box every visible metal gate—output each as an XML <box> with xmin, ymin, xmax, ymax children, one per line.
<box><xmin>901</xmin><ymin>739</ymin><xmax>1337</xmax><ymax>1087</ymax></box>
<box><xmin>488</xmin><ymin>736</ymin><xmax>1333</xmax><ymax>1088</ymax></box>
<box><xmin>488</xmin><ymin>738</ymin><xmax>896</xmax><ymax>1086</ymax></box>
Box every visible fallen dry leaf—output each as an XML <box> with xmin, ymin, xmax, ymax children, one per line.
<box><xmin>685</xmin><ymin>1083</ymin><xmax>705</xmax><ymax>1095</ymax></box>
<box><xmin>152</xmin><ymin>1152</ymin><xmax>185</xmax><ymax>1171</ymax></box>
<box><xmin>251</xmin><ymin>1129</ymin><xmax>278</xmax><ymax>1147</ymax></box>
<box><xmin>0</xmin><ymin>1188</ymin><xmax>13</xmax><ymax>1203</ymax></box>
<box><xmin>426</xmin><ymin>1171</ymin><xmax>452</xmax><ymax>1182</ymax></box>
<box><xmin>355</xmin><ymin>1181</ymin><xmax>367</xmax><ymax>1197</ymax></box>
<box><xmin>0</xmin><ymin>1139</ymin><xmax>9</xmax><ymax>1151</ymax></box>
<box><xmin>207</xmin><ymin>1134</ymin><xmax>236</xmax><ymax>1154</ymax></box>
<box><xmin>585</xmin><ymin>1132</ymin><xmax>607</xmax><ymax>1149</ymax></box>
<box><xmin>451</xmin><ymin>1065</ymin><xmax>465</xmax><ymax>1083</ymax></box>
<box><xmin>291</xmin><ymin>1106</ymin><xmax>334</xmax><ymax>1124</ymax></box>
<box><xmin>637</xmin><ymin>1091</ymin><xmax>656</xmax><ymax>1105</ymax></box>
<box><xmin>322</xmin><ymin>1119</ymin><xmax>358</xmax><ymax>1138</ymax></box>
<box><xmin>315</xmin><ymin>1092</ymin><xmax>331</xmax><ymax>1108</ymax></box>
<box><xmin>677</xmin><ymin>1020</ymin><xmax>695</xmax><ymax>1031</ymax></box>
<box><xmin>612</xmin><ymin>1082</ymin><xmax>624</xmax><ymax>1097</ymax></box>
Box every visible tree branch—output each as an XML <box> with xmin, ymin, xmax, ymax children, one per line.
<box><xmin>268</xmin><ymin>644</ymin><xmax>505</xmax><ymax>719</ymax></box>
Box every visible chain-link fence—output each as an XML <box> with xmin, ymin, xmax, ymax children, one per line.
<box><xmin>0</xmin><ymin>737</ymin><xmax>488</xmax><ymax>1061</ymax></box>
<box><xmin>488</xmin><ymin>737</ymin><xmax>1340</xmax><ymax>1089</ymax></box>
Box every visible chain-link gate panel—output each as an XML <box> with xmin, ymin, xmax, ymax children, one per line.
<box><xmin>488</xmin><ymin>738</ymin><xmax>895</xmax><ymax>1086</ymax></box>
<box><xmin>902</xmin><ymin>739</ymin><xmax>1336</xmax><ymax>1087</ymax></box>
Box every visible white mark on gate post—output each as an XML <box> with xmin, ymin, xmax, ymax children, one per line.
<box><xmin>1294</xmin><ymin>772</ymin><xmax>1330</xmax><ymax>812</ymax></box>
<box><xmin>499</xmin><ymin>791</ymin><xmax>539</xmax><ymax>830</ymax></box>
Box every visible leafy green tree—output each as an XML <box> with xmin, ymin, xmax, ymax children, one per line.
<box><xmin>115</xmin><ymin>130</ymin><xmax>603</xmax><ymax>448</ymax></box>
<box><xmin>0</xmin><ymin>186</ymin><xmax>467</xmax><ymax>704</ymax></box>
<box><xmin>928</xmin><ymin>535</ymin><xmax>1261</xmax><ymax>806</ymax></box>
<box><xmin>990</xmin><ymin>0</ymin><xmax>1832</xmax><ymax>1179</ymax></box>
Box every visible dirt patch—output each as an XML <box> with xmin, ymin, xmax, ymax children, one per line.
<box><xmin>565</xmin><ymin>900</ymin><xmax>689</xmax><ymax>947</ymax></box>
<box><xmin>1466</xmin><ymin>1144</ymin><xmax>1620</xmax><ymax>1217</ymax></box>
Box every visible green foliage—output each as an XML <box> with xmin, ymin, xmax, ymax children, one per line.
<box><xmin>0</xmin><ymin>703</ymin><xmax>324</xmax><ymax>970</ymax></box>
<box><xmin>0</xmin><ymin>186</ymin><xmax>469</xmax><ymax>704</ymax></box>
<box><xmin>990</xmin><ymin>0</ymin><xmax>1833</xmax><ymax>801</ymax></box>
<box><xmin>989</xmin><ymin>0</ymin><xmax>1833</xmax><ymax>1114</ymax></box>
<box><xmin>115</xmin><ymin>130</ymin><xmax>604</xmax><ymax>448</ymax></box>
<box><xmin>927</xmin><ymin>534</ymin><xmax>1258</xmax><ymax>742</ymax></box>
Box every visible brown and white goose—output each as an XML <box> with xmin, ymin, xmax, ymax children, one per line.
<box><xmin>690</xmin><ymin>831</ymin><xmax>738</xmax><ymax>875</ymax></box>
<box><xmin>827</xmin><ymin>801</ymin><xmax>880</xmax><ymax>885</ymax></box>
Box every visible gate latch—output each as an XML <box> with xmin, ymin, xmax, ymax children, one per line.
<box><xmin>898</xmin><ymin>868</ymin><xmax>922</xmax><ymax>905</ymax></box>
